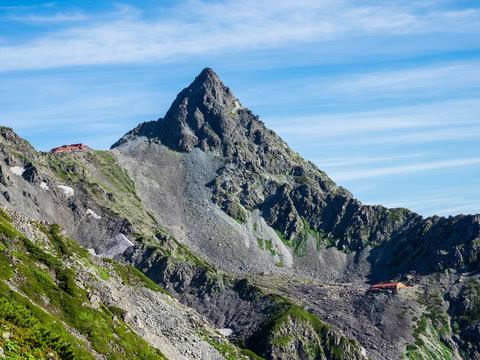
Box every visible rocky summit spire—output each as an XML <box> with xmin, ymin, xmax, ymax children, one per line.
<box><xmin>157</xmin><ymin>67</ymin><xmax>245</xmax><ymax>153</ymax></box>
<box><xmin>112</xmin><ymin>67</ymin><xmax>261</xmax><ymax>155</ymax></box>
<box><xmin>188</xmin><ymin>67</ymin><xmax>223</xmax><ymax>92</ymax></box>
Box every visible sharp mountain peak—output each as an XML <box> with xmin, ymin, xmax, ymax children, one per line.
<box><xmin>189</xmin><ymin>67</ymin><xmax>223</xmax><ymax>90</ymax></box>
<box><xmin>112</xmin><ymin>67</ymin><xmax>269</xmax><ymax>156</ymax></box>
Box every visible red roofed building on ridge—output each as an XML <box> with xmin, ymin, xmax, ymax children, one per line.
<box><xmin>50</xmin><ymin>144</ymin><xmax>91</xmax><ymax>154</ymax></box>
<box><xmin>368</xmin><ymin>282</ymin><xmax>407</xmax><ymax>293</ymax></box>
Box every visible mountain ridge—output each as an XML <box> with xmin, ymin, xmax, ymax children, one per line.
<box><xmin>0</xmin><ymin>68</ymin><xmax>479</xmax><ymax>359</ymax></box>
<box><xmin>112</xmin><ymin>68</ymin><xmax>480</xmax><ymax>271</ymax></box>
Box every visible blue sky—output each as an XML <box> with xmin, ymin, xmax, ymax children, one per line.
<box><xmin>0</xmin><ymin>0</ymin><xmax>479</xmax><ymax>217</ymax></box>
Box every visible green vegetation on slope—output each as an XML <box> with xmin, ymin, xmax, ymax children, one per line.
<box><xmin>196</xmin><ymin>328</ymin><xmax>265</xmax><ymax>360</ymax></box>
<box><xmin>257</xmin><ymin>238</ymin><xmax>278</xmax><ymax>257</ymax></box>
<box><xmin>45</xmin><ymin>150</ymin><xmax>156</xmax><ymax>236</ymax></box>
<box><xmin>108</xmin><ymin>260</ymin><xmax>171</xmax><ymax>295</ymax></box>
<box><xmin>0</xmin><ymin>282</ymin><xmax>93</xmax><ymax>360</ymax></box>
<box><xmin>276</xmin><ymin>219</ymin><xmax>337</xmax><ymax>257</ymax></box>
<box><xmin>249</xmin><ymin>295</ymin><xmax>365</xmax><ymax>360</ymax></box>
<box><xmin>405</xmin><ymin>289</ymin><xmax>454</xmax><ymax>360</ymax></box>
<box><xmin>0</xmin><ymin>208</ymin><xmax>167</xmax><ymax>360</ymax></box>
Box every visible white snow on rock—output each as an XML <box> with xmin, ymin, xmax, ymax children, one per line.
<box><xmin>10</xmin><ymin>166</ymin><xmax>25</xmax><ymax>176</ymax></box>
<box><xmin>58</xmin><ymin>185</ymin><xmax>74</xmax><ymax>198</ymax></box>
<box><xmin>87</xmin><ymin>248</ymin><xmax>97</xmax><ymax>256</ymax></box>
<box><xmin>86</xmin><ymin>209</ymin><xmax>101</xmax><ymax>220</ymax></box>
<box><xmin>40</xmin><ymin>182</ymin><xmax>49</xmax><ymax>190</ymax></box>
<box><xmin>218</xmin><ymin>328</ymin><xmax>233</xmax><ymax>337</ymax></box>
<box><xmin>100</xmin><ymin>234</ymin><xmax>135</xmax><ymax>258</ymax></box>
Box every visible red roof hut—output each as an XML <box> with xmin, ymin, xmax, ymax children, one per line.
<box><xmin>50</xmin><ymin>144</ymin><xmax>91</xmax><ymax>154</ymax></box>
<box><xmin>368</xmin><ymin>282</ymin><xmax>407</xmax><ymax>293</ymax></box>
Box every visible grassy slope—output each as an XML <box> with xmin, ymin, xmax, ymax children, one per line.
<box><xmin>45</xmin><ymin>150</ymin><xmax>157</xmax><ymax>236</ymax></box>
<box><xmin>405</xmin><ymin>287</ymin><xmax>454</xmax><ymax>360</ymax></box>
<box><xmin>0</xmin><ymin>208</ymin><xmax>167</xmax><ymax>360</ymax></box>
<box><xmin>248</xmin><ymin>295</ymin><xmax>365</xmax><ymax>360</ymax></box>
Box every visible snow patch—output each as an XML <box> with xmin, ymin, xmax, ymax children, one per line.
<box><xmin>10</xmin><ymin>166</ymin><xmax>24</xmax><ymax>176</ymax></box>
<box><xmin>218</xmin><ymin>328</ymin><xmax>233</xmax><ymax>337</ymax></box>
<box><xmin>87</xmin><ymin>248</ymin><xmax>97</xmax><ymax>256</ymax></box>
<box><xmin>86</xmin><ymin>209</ymin><xmax>101</xmax><ymax>220</ymax></box>
<box><xmin>100</xmin><ymin>234</ymin><xmax>135</xmax><ymax>258</ymax></box>
<box><xmin>58</xmin><ymin>185</ymin><xmax>74</xmax><ymax>198</ymax></box>
<box><xmin>40</xmin><ymin>182</ymin><xmax>49</xmax><ymax>191</ymax></box>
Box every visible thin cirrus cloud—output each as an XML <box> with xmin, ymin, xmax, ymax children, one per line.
<box><xmin>314</xmin><ymin>153</ymin><xmax>427</xmax><ymax>168</ymax></box>
<box><xmin>351</xmin><ymin>125</ymin><xmax>480</xmax><ymax>146</ymax></box>
<box><xmin>322</xmin><ymin>60</ymin><xmax>480</xmax><ymax>97</ymax></box>
<box><xmin>0</xmin><ymin>1</ymin><xmax>479</xmax><ymax>71</ymax></box>
<box><xmin>381</xmin><ymin>194</ymin><xmax>480</xmax><ymax>217</ymax></box>
<box><xmin>435</xmin><ymin>204</ymin><xmax>480</xmax><ymax>217</ymax></box>
<box><xmin>330</xmin><ymin>158</ymin><xmax>480</xmax><ymax>181</ymax></box>
<box><xmin>248</xmin><ymin>59</ymin><xmax>480</xmax><ymax>110</ymax></box>
<box><xmin>5</xmin><ymin>12</ymin><xmax>88</xmax><ymax>24</ymax></box>
<box><xmin>271</xmin><ymin>98</ymin><xmax>480</xmax><ymax>139</ymax></box>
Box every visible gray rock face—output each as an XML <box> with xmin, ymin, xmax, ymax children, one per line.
<box><xmin>22</xmin><ymin>162</ymin><xmax>39</xmax><ymax>183</ymax></box>
<box><xmin>114</xmin><ymin>68</ymin><xmax>259</xmax><ymax>156</ymax></box>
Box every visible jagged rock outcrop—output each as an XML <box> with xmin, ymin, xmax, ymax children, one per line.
<box><xmin>22</xmin><ymin>162</ymin><xmax>39</xmax><ymax>183</ymax></box>
<box><xmin>449</xmin><ymin>278</ymin><xmax>480</xmax><ymax>358</ymax></box>
<box><xmin>370</xmin><ymin>214</ymin><xmax>480</xmax><ymax>280</ymax></box>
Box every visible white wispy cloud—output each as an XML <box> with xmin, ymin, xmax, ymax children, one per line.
<box><xmin>0</xmin><ymin>3</ymin><xmax>55</xmax><ymax>11</ymax></box>
<box><xmin>314</xmin><ymin>153</ymin><xmax>427</xmax><ymax>167</ymax></box>
<box><xmin>0</xmin><ymin>0</ymin><xmax>479</xmax><ymax>71</ymax></box>
<box><xmin>435</xmin><ymin>204</ymin><xmax>480</xmax><ymax>216</ymax></box>
<box><xmin>330</xmin><ymin>157</ymin><xmax>480</xmax><ymax>181</ymax></box>
<box><xmin>6</xmin><ymin>12</ymin><xmax>88</xmax><ymax>24</ymax></box>
<box><xmin>353</xmin><ymin>125</ymin><xmax>480</xmax><ymax>145</ymax></box>
<box><xmin>275</xmin><ymin>115</ymin><xmax>438</xmax><ymax>136</ymax></box>
<box><xmin>379</xmin><ymin>192</ymin><xmax>480</xmax><ymax>217</ymax></box>
<box><xmin>272</xmin><ymin>98</ymin><xmax>480</xmax><ymax>139</ymax></box>
<box><xmin>382</xmin><ymin>194</ymin><xmax>460</xmax><ymax>209</ymax></box>
<box><xmin>323</xmin><ymin>60</ymin><xmax>480</xmax><ymax>97</ymax></box>
<box><xmin>247</xmin><ymin>59</ymin><xmax>480</xmax><ymax>111</ymax></box>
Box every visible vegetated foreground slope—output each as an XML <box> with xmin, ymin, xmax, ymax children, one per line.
<box><xmin>0</xmin><ymin>68</ymin><xmax>479</xmax><ymax>359</ymax></box>
<box><xmin>0</xmin><ymin>206</ymin><xmax>254</xmax><ymax>360</ymax></box>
